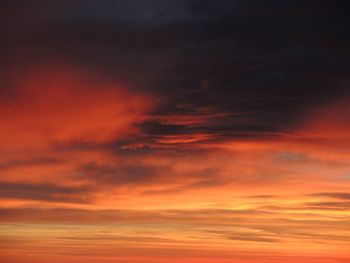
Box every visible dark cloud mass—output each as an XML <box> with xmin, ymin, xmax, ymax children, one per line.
<box><xmin>1</xmin><ymin>1</ymin><xmax>349</xmax><ymax>146</ymax></box>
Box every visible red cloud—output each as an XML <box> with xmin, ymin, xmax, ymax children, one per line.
<box><xmin>0</xmin><ymin>64</ymin><xmax>154</xmax><ymax>151</ymax></box>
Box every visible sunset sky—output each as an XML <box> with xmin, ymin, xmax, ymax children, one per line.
<box><xmin>1</xmin><ymin>1</ymin><xmax>350</xmax><ymax>263</ymax></box>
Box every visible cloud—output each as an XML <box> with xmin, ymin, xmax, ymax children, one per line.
<box><xmin>1</xmin><ymin>1</ymin><xmax>349</xmax><ymax>147</ymax></box>
<box><xmin>0</xmin><ymin>64</ymin><xmax>154</xmax><ymax>152</ymax></box>
<box><xmin>227</xmin><ymin>235</ymin><xmax>280</xmax><ymax>243</ymax></box>
<box><xmin>75</xmin><ymin>162</ymin><xmax>163</xmax><ymax>186</ymax></box>
<box><xmin>0</xmin><ymin>157</ymin><xmax>63</xmax><ymax>171</ymax></box>
<box><xmin>0</xmin><ymin>207</ymin><xmax>268</xmax><ymax>224</ymax></box>
<box><xmin>304</xmin><ymin>201</ymin><xmax>350</xmax><ymax>210</ymax></box>
<box><xmin>0</xmin><ymin>182</ymin><xmax>93</xmax><ymax>203</ymax></box>
<box><xmin>0</xmin><ymin>2</ymin><xmax>350</xmax><ymax>262</ymax></box>
<box><xmin>311</xmin><ymin>192</ymin><xmax>350</xmax><ymax>201</ymax></box>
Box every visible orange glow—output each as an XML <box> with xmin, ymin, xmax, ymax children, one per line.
<box><xmin>0</xmin><ymin>64</ymin><xmax>349</xmax><ymax>263</ymax></box>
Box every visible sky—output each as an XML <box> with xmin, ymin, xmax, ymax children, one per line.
<box><xmin>0</xmin><ymin>1</ymin><xmax>350</xmax><ymax>262</ymax></box>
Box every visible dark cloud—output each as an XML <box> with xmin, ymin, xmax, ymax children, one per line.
<box><xmin>0</xmin><ymin>182</ymin><xmax>92</xmax><ymax>203</ymax></box>
<box><xmin>227</xmin><ymin>235</ymin><xmax>280</xmax><ymax>243</ymax></box>
<box><xmin>305</xmin><ymin>201</ymin><xmax>350</xmax><ymax>210</ymax></box>
<box><xmin>74</xmin><ymin>160</ymin><xmax>223</xmax><ymax>191</ymax></box>
<box><xmin>1</xmin><ymin>0</ymin><xmax>349</xmax><ymax>145</ymax></box>
<box><xmin>137</xmin><ymin>121</ymin><xmax>185</xmax><ymax>136</ymax></box>
<box><xmin>142</xmin><ymin>178</ymin><xmax>227</xmax><ymax>195</ymax></box>
<box><xmin>76</xmin><ymin>162</ymin><xmax>164</xmax><ymax>186</ymax></box>
<box><xmin>0</xmin><ymin>157</ymin><xmax>63</xmax><ymax>171</ymax></box>
<box><xmin>312</xmin><ymin>192</ymin><xmax>350</xmax><ymax>201</ymax></box>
